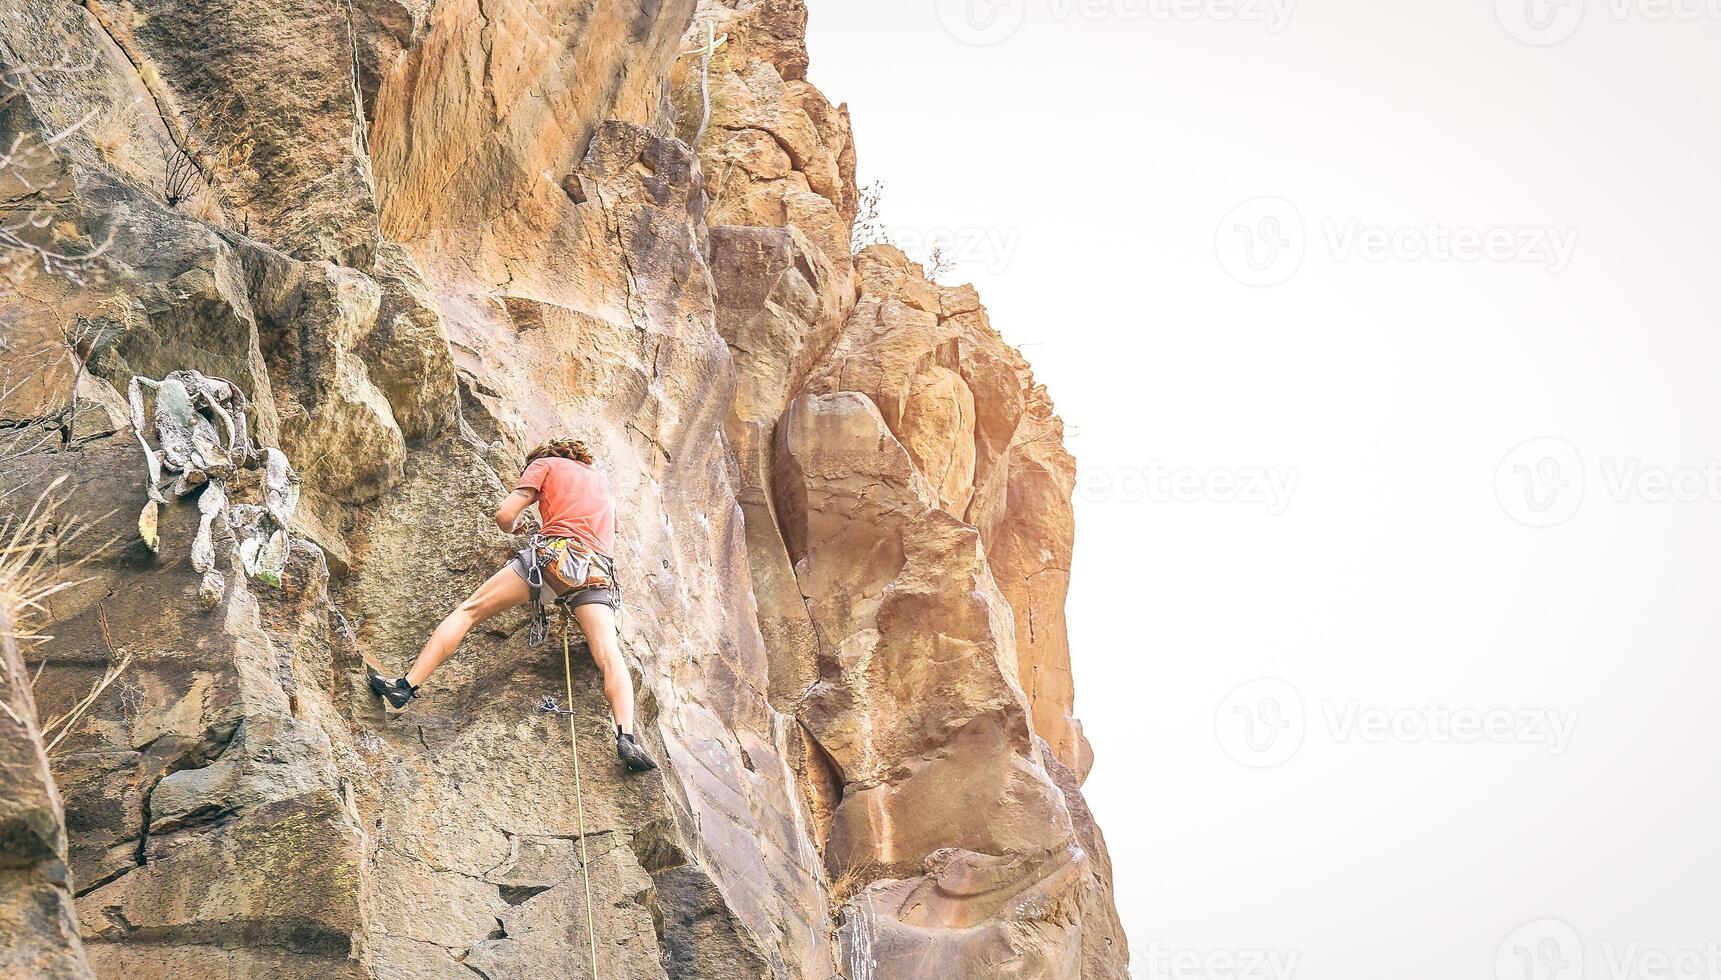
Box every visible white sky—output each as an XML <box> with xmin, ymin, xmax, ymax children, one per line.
<box><xmin>808</xmin><ymin>2</ymin><xmax>1721</xmax><ymax>978</ymax></box>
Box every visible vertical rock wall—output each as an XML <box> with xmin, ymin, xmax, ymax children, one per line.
<box><xmin>0</xmin><ymin>0</ymin><xmax>1126</xmax><ymax>976</ymax></box>
<box><xmin>1</xmin><ymin>608</ymin><xmax>95</xmax><ymax>980</ymax></box>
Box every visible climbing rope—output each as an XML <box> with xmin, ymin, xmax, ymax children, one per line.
<box><xmin>559</xmin><ymin>612</ymin><xmax>602</xmax><ymax>980</ymax></box>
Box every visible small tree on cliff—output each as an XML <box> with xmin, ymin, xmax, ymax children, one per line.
<box><xmin>850</xmin><ymin>180</ymin><xmax>892</xmax><ymax>253</ymax></box>
<box><xmin>924</xmin><ymin>241</ymin><xmax>955</xmax><ymax>284</ymax></box>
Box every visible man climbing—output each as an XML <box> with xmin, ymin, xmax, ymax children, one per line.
<box><xmin>369</xmin><ymin>438</ymin><xmax>658</xmax><ymax>772</ymax></box>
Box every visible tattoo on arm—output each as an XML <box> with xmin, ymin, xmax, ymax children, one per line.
<box><xmin>497</xmin><ymin>487</ymin><xmax>539</xmax><ymax>533</ymax></box>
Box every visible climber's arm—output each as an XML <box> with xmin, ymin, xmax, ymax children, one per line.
<box><xmin>495</xmin><ymin>488</ymin><xmax>538</xmax><ymax>533</ymax></box>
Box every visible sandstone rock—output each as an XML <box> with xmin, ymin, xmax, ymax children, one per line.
<box><xmin>775</xmin><ymin>391</ymin><xmax>1108</xmax><ymax>978</ymax></box>
<box><xmin>803</xmin><ymin>246</ymin><xmax>1094</xmax><ymax>776</ymax></box>
<box><xmin>82</xmin><ymin>0</ymin><xmax>383</xmax><ymax>266</ymax></box>
<box><xmin>775</xmin><ymin>392</ymin><xmax>1052</xmax><ymax>841</ymax></box>
<box><xmin>249</xmin><ymin>256</ymin><xmax>407</xmax><ymax>503</ymax></box>
<box><xmin>703</xmin><ymin>0</ymin><xmax>815</xmax><ymax>81</ymax></box>
<box><xmin>362</xmin><ymin>243</ymin><xmax>459</xmax><ymax>443</ymax></box>
<box><xmin>0</xmin><ymin>431</ymin><xmax>360</xmax><ymax>973</ymax></box>
<box><xmin>1</xmin><ymin>0</ymin><xmax>1125</xmax><ymax>977</ymax></box>
<box><xmin>981</xmin><ymin>387</ymin><xmax>1092</xmax><ymax>778</ymax></box>
<box><xmin>1044</xmin><ymin>738</ymin><xmax>1130</xmax><ymax>977</ymax></box>
<box><xmin>77</xmin><ymin>792</ymin><xmax>364</xmax><ymax>951</ymax></box>
<box><xmin>0</xmin><ymin>612</ymin><xmax>96</xmax><ymax>980</ymax></box>
<box><xmin>692</xmin><ymin>5</ymin><xmax>862</xmax><ymax>735</ymax></box>
<box><xmin>53</xmin><ymin>749</ymin><xmax>149</xmax><ymax>894</ymax></box>
<box><xmin>368</xmin><ymin>0</ymin><xmax>696</xmax><ymax>267</ymax></box>
<box><xmin>688</xmin><ymin>0</ymin><xmax>857</xmax><ymax>274</ymax></box>
<box><xmin>899</xmin><ymin>363</ymin><xmax>979</xmax><ymax>514</ymax></box>
<box><xmin>837</xmin><ymin>844</ymin><xmax>1092</xmax><ymax>980</ymax></box>
<box><xmin>708</xmin><ymin>223</ymin><xmax>847</xmax><ymax>708</ymax></box>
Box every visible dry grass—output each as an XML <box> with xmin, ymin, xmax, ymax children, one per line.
<box><xmin>0</xmin><ymin>476</ymin><xmax>120</xmax><ymax>750</ymax></box>
<box><xmin>39</xmin><ymin>604</ymin><xmax>130</xmax><ymax>754</ymax></box>
<box><xmin>0</xmin><ymin>475</ymin><xmax>86</xmax><ymax>637</ymax></box>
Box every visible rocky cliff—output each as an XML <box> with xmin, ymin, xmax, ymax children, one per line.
<box><xmin>0</xmin><ymin>1</ymin><xmax>1127</xmax><ymax>977</ymax></box>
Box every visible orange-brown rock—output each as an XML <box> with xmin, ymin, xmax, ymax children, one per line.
<box><xmin>0</xmin><ymin>0</ymin><xmax>1125</xmax><ymax>977</ymax></box>
<box><xmin>802</xmin><ymin>246</ymin><xmax>1092</xmax><ymax>776</ymax></box>
<box><xmin>0</xmin><ymin>609</ymin><xmax>95</xmax><ymax>980</ymax></box>
<box><xmin>686</xmin><ymin>0</ymin><xmax>857</xmax><ymax>275</ymax></box>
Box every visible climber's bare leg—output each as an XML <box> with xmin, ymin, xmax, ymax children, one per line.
<box><xmin>573</xmin><ymin>601</ymin><xmax>634</xmax><ymax>734</ymax></box>
<box><xmin>405</xmin><ymin>567</ymin><xmax>530</xmax><ymax>687</ymax></box>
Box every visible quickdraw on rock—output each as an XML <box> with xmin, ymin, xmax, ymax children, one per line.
<box><xmin>536</xmin><ymin>695</ymin><xmax>577</xmax><ymax>716</ymax></box>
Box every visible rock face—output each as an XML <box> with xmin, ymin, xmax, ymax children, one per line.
<box><xmin>0</xmin><ymin>0</ymin><xmax>1126</xmax><ymax>977</ymax></box>
<box><xmin>1</xmin><ymin>610</ymin><xmax>95</xmax><ymax>980</ymax></box>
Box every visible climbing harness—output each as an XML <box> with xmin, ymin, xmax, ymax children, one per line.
<box><xmin>522</xmin><ymin>534</ymin><xmax>619</xmax><ymax>647</ymax></box>
<box><xmin>541</xmin><ymin>611</ymin><xmax>602</xmax><ymax>980</ymax></box>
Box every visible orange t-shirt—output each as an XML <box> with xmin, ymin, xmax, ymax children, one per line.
<box><xmin>516</xmin><ymin>457</ymin><xmax>616</xmax><ymax>558</ymax></box>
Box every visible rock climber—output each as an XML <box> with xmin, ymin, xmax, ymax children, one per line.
<box><xmin>369</xmin><ymin>438</ymin><xmax>658</xmax><ymax>772</ymax></box>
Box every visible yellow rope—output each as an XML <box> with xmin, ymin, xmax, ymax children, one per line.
<box><xmin>561</xmin><ymin>615</ymin><xmax>602</xmax><ymax>980</ymax></box>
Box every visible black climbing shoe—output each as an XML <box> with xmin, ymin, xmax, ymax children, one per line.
<box><xmin>616</xmin><ymin>730</ymin><xmax>658</xmax><ymax>772</ymax></box>
<box><xmin>368</xmin><ymin>672</ymin><xmax>419</xmax><ymax>709</ymax></box>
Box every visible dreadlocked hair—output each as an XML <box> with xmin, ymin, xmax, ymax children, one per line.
<box><xmin>525</xmin><ymin>438</ymin><xmax>596</xmax><ymax>466</ymax></box>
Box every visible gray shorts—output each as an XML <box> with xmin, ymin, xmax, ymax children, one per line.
<box><xmin>505</xmin><ymin>548</ymin><xmax>620</xmax><ymax>611</ymax></box>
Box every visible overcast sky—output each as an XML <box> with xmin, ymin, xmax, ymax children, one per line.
<box><xmin>809</xmin><ymin>2</ymin><xmax>1721</xmax><ymax>977</ymax></box>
